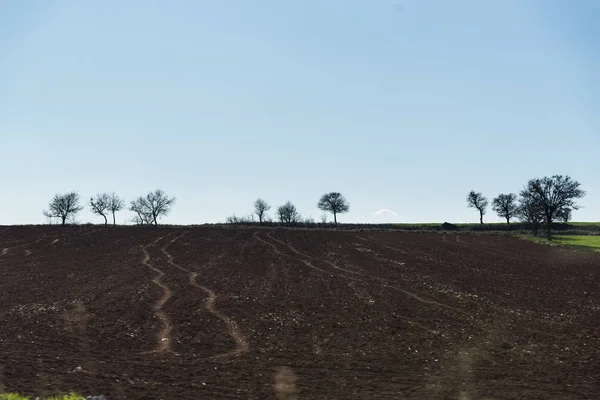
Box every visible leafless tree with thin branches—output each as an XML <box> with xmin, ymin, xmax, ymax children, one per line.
<box><xmin>517</xmin><ymin>192</ymin><xmax>544</xmax><ymax>236</ymax></box>
<box><xmin>107</xmin><ymin>192</ymin><xmax>126</xmax><ymax>226</ymax></box>
<box><xmin>254</xmin><ymin>198</ymin><xmax>271</xmax><ymax>225</ymax></box>
<box><xmin>520</xmin><ymin>175</ymin><xmax>585</xmax><ymax>240</ymax></box>
<box><xmin>130</xmin><ymin>189</ymin><xmax>176</xmax><ymax>227</ymax></box>
<box><xmin>130</xmin><ymin>197</ymin><xmax>152</xmax><ymax>226</ymax></box>
<box><xmin>466</xmin><ymin>190</ymin><xmax>488</xmax><ymax>224</ymax></box>
<box><xmin>90</xmin><ymin>193</ymin><xmax>111</xmax><ymax>226</ymax></box>
<box><xmin>43</xmin><ymin>192</ymin><xmax>83</xmax><ymax>226</ymax></box>
<box><xmin>277</xmin><ymin>201</ymin><xmax>301</xmax><ymax>226</ymax></box>
<box><xmin>556</xmin><ymin>207</ymin><xmax>573</xmax><ymax>223</ymax></box>
<box><xmin>491</xmin><ymin>193</ymin><xmax>518</xmax><ymax>224</ymax></box>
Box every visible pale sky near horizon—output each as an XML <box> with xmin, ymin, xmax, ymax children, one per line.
<box><xmin>1</xmin><ymin>0</ymin><xmax>598</xmax><ymax>225</ymax></box>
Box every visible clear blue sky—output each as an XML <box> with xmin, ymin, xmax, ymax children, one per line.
<box><xmin>1</xmin><ymin>0</ymin><xmax>598</xmax><ymax>225</ymax></box>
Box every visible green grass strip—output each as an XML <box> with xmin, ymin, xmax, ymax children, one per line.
<box><xmin>0</xmin><ymin>393</ymin><xmax>85</xmax><ymax>400</ymax></box>
<box><xmin>527</xmin><ymin>235</ymin><xmax>600</xmax><ymax>252</ymax></box>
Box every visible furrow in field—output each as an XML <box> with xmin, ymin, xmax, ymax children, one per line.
<box><xmin>142</xmin><ymin>236</ymin><xmax>174</xmax><ymax>353</ymax></box>
<box><xmin>161</xmin><ymin>231</ymin><xmax>249</xmax><ymax>359</ymax></box>
<box><xmin>257</xmin><ymin>231</ymin><xmax>468</xmax><ymax>316</ymax></box>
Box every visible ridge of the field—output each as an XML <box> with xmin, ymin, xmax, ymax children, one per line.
<box><xmin>1</xmin><ymin>221</ymin><xmax>599</xmax><ymax>233</ymax></box>
<box><xmin>0</xmin><ymin>225</ymin><xmax>599</xmax><ymax>399</ymax></box>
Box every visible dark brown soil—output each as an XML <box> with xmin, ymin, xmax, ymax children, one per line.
<box><xmin>0</xmin><ymin>226</ymin><xmax>598</xmax><ymax>399</ymax></box>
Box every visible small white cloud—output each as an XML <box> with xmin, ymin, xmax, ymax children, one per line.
<box><xmin>373</xmin><ymin>209</ymin><xmax>399</xmax><ymax>217</ymax></box>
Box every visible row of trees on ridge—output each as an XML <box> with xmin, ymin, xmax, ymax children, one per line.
<box><xmin>467</xmin><ymin>175</ymin><xmax>585</xmax><ymax>239</ymax></box>
<box><xmin>43</xmin><ymin>190</ymin><xmax>176</xmax><ymax>227</ymax></box>
<box><xmin>40</xmin><ymin>176</ymin><xmax>586</xmax><ymax>240</ymax></box>
<box><xmin>228</xmin><ymin>192</ymin><xmax>351</xmax><ymax>226</ymax></box>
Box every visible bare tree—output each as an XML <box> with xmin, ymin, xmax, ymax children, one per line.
<box><xmin>130</xmin><ymin>190</ymin><xmax>176</xmax><ymax>227</ymax></box>
<box><xmin>107</xmin><ymin>192</ymin><xmax>125</xmax><ymax>226</ymax></box>
<box><xmin>43</xmin><ymin>192</ymin><xmax>83</xmax><ymax>226</ymax></box>
<box><xmin>277</xmin><ymin>201</ymin><xmax>301</xmax><ymax>226</ymax></box>
<box><xmin>254</xmin><ymin>198</ymin><xmax>271</xmax><ymax>225</ymax></box>
<box><xmin>466</xmin><ymin>190</ymin><xmax>488</xmax><ymax>224</ymax></box>
<box><xmin>90</xmin><ymin>193</ymin><xmax>110</xmax><ymax>226</ymax></box>
<box><xmin>146</xmin><ymin>189</ymin><xmax>176</xmax><ymax>226</ymax></box>
<box><xmin>226</xmin><ymin>214</ymin><xmax>255</xmax><ymax>224</ymax></box>
<box><xmin>556</xmin><ymin>207</ymin><xmax>572</xmax><ymax>223</ymax></box>
<box><xmin>226</xmin><ymin>215</ymin><xmax>239</xmax><ymax>224</ymax></box>
<box><xmin>491</xmin><ymin>193</ymin><xmax>518</xmax><ymax>224</ymax></box>
<box><xmin>520</xmin><ymin>175</ymin><xmax>585</xmax><ymax>240</ymax></box>
<box><xmin>129</xmin><ymin>197</ymin><xmax>152</xmax><ymax>226</ymax></box>
<box><xmin>517</xmin><ymin>192</ymin><xmax>544</xmax><ymax>236</ymax></box>
<box><xmin>317</xmin><ymin>192</ymin><xmax>350</xmax><ymax>225</ymax></box>
<box><xmin>131</xmin><ymin>215</ymin><xmax>144</xmax><ymax>226</ymax></box>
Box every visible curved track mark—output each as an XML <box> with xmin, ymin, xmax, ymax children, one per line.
<box><xmin>267</xmin><ymin>232</ymin><xmax>361</xmax><ymax>275</ymax></box>
<box><xmin>254</xmin><ymin>232</ymin><xmax>342</xmax><ymax>277</ymax></box>
<box><xmin>162</xmin><ymin>232</ymin><xmax>249</xmax><ymax>358</ymax></box>
<box><xmin>257</xmin><ymin>232</ymin><xmax>467</xmax><ymax>315</ymax></box>
<box><xmin>1</xmin><ymin>236</ymin><xmax>46</xmax><ymax>255</ymax></box>
<box><xmin>358</xmin><ymin>235</ymin><xmax>574</xmax><ymax>336</ymax></box>
<box><xmin>142</xmin><ymin>237</ymin><xmax>174</xmax><ymax>353</ymax></box>
<box><xmin>358</xmin><ymin>234</ymin><xmax>506</xmax><ymax>275</ymax></box>
<box><xmin>358</xmin><ymin>235</ymin><xmax>438</xmax><ymax>262</ymax></box>
<box><xmin>190</xmin><ymin>272</ymin><xmax>249</xmax><ymax>358</ymax></box>
<box><xmin>1</xmin><ymin>236</ymin><xmax>61</xmax><ymax>259</ymax></box>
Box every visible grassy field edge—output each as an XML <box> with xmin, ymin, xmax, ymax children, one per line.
<box><xmin>521</xmin><ymin>234</ymin><xmax>600</xmax><ymax>252</ymax></box>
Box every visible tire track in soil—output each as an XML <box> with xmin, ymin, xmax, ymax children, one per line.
<box><xmin>371</xmin><ymin>235</ymin><xmax>574</xmax><ymax>325</ymax></box>
<box><xmin>254</xmin><ymin>231</ymin><xmax>336</xmax><ymax>315</ymax></box>
<box><xmin>267</xmin><ymin>232</ymin><xmax>362</xmax><ymax>276</ymax></box>
<box><xmin>254</xmin><ymin>232</ymin><xmax>347</xmax><ymax>277</ymax></box>
<box><xmin>0</xmin><ymin>239</ymin><xmax>36</xmax><ymax>255</ymax></box>
<box><xmin>460</xmin><ymin>236</ymin><xmax>544</xmax><ymax>264</ymax></box>
<box><xmin>358</xmin><ymin>235</ymin><xmax>572</xmax><ymax>340</ymax></box>
<box><xmin>357</xmin><ymin>235</ymin><xmax>439</xmax><ymax>263</ymax></box>
<box><xmin>257</xmin><ymin>232</ymin><xmax>469</xmax><ymax>316</ymax></box>
<box><xmin>161</xmin><ymin>232</ymin><xmax>249</xmax><ymax>359</ymax></box>
<box><xmin>363</xmin><ymin>235</ymin><xmax>580</xmax><ymax>359</ymax></box>
<box><xmin>358</xmin><ymin>234</ymin><xmax>509</xmax><ymax>277</ymax></box>
<box><xmin>1</xmin><ymin>236</ymin><xmax>61</xmax><ymax>259</ymax></box>
<box><xmin>142</xmin><ymin>235</ymin><xmax>175</xmax><ymax>354</ymax></box>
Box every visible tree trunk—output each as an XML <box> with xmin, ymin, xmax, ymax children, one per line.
<box><xmin>61</xmin><ymin>216</ymin><xmax>66</xmax><ymax>226</ymax></box>
<box><xmin>546</xmin><ymin>217</ymin><xmax>552</xmax><ymax>240</ymax></box>
<box><xmin>333</xmin><ymin>212</ymin><xmax>337</xmax><ymax>225</ymax></box>
<box><xmin>259</xmin><ymin>215</ymin><xmax>263</xmax><ymax>226</ymax></box>
<box><xmin>479</xmin><ymin>211</ymin><xmax>483</xmax><ymax>225</ymax></box>
<box><xmin>113</xmin><ymin>212</ymin><xmax>116</xmax><ymax>226</ymax></box>
<box><xmin>103</xmin><ymin>214</ymin><xmax>107</xmax><ymax>227</ymax></box>
<box><xmin>506</xmin><ymin>217</ymin><xmax>510</xmax><ymax>224</ymax></box>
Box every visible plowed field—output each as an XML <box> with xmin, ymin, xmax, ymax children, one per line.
<box><xmin>0</xmin><ymin>226</ymin><xmax>599</xmax><ymax>399</ymax></box>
